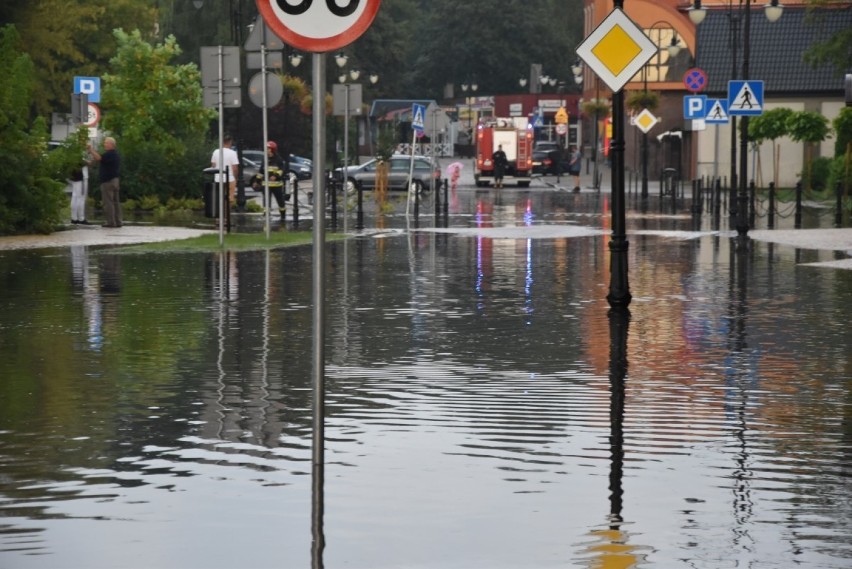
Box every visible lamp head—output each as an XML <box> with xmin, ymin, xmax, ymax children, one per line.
<box><xmin>335</xmin><ymin>53</ymin><xmax>348</xmax><ymax>68</ymax></box>
<box><xmin>688</xmin><ymin>0</ymin><xmax>707</xmax><ymax>25</ymax></box>
<box><xmin>764</xmin><ymin>0</ymin><xmax>783</xmax><ymax>22</ymax></box>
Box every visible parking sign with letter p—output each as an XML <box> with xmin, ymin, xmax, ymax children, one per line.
<box><xmin>74</xmin><ymin>76</ymin><xmax>100</xmax><ymax>103</ymax></box>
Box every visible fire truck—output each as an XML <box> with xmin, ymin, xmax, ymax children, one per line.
<box><xmin>474</xmin><ymin>118</ymin><xmax>533</xmax><ymax>188</ymax></box>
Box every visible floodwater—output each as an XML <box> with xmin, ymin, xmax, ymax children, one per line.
<box><xmin>1</xmin><ymin>187</ymin><xmax>850</xmax><ymax>569</ymax></box>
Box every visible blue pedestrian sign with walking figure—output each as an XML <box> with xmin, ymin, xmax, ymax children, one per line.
<box><xmin>727</xmin><ymin>80</ymin><xmax>764</xmax><ymax>116</ymax></box>
<box><xmin>411</xmin><ymin>103</ymin><xmax>426</xmax><ymax>132</ymax></box>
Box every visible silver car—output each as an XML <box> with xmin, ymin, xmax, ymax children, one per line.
<box><xmin>335</xmin><ymin>155</ymin><xmax>441</xmax><ymax>193</ymax></box>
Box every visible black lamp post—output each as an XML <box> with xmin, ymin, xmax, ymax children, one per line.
<box><xmin>607</xmin><ymin>0</ymin><xmax>631</xmax><ymax>310</ymax></box>
<box><xmin>690</xmin><ymin>0</ymin><xmax>783</xmax><ymax>244</ymax></box>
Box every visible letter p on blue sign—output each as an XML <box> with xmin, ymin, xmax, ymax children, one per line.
<box><xmin>74</xmin><ymin>76</ymin><xmax>100</xmax><ymax>103</ymax></box>
<box><xmin>683</xmin><ymin>95</ymin><xmax>706</xmax><ymax>120</ymax></box>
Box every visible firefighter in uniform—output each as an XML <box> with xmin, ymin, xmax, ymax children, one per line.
<box><xmin>252</xmin><ymin>141</ymin><xmax>289</xmax><ymax>219</ymax></box>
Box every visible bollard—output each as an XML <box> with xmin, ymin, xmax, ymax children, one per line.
<box><xmin>836</xmin><ymin>181</ymin><xmax>843</xmax><ymax>227</ymax></box>
<box><xmin>729</xmin><ymin>173</ymin><xmax>738</xmax><ymax>218</ymax></box>
<box><xmin>691</xmin><ymin>179</ymin><xmax>701</xmax><ymax>216</ymax></box>
<box><xmin>292</xmin><ymin>178</ymin><xmax>300</xmax><ymax>226</ymax></box>
<box><xmin>442</xmin><ymin>178</ymin><xmax>449</xmax><ymax>222</ymax></box>
<box><xmin>749</xmin><ymin>180</ymin><xmax>756</xmax><ymax>229</ymax></box>
<box><xmin>768</xmin><ymin>181</ymin><xmax>775</xmax><ymax>229</ymax></box>
<box><xmin>794</xmin><ymin>181</ymin><xmax>803</xmax><ymax>229</ymax></box>
<box><xmin>434</xmin><ymin>177</ymin><xmax>441</xmax><ymax>218</ymax></box>
<box><xmin>328</xmin><ymin>171</ymin><xmax>337</xmax><ymax>230</ymax></box>
<box><xmin>356</xmin><ymin>180</ymin><xmax>364</xmax><ymax>230</ymax></box>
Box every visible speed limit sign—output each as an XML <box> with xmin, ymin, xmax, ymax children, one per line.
<box><xmin>84</xmin><ymin>103</ymin><xmax>101</xmax><ymax>127</ymax></box>
<box><xmin>257</xmin><ymin>0</ymin><xmax>381</xmax><ymax>53</ymax></box>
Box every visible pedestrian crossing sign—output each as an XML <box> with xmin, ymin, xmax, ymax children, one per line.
<box><xmin>412</xmin><ymin>103</ymin><xmax>426</xmax><ymax>131</ymax></box>
<box><xmin>727</xmin><ymin>80</ymin><xmax>764</xmax><ymax>116</ymax></box>
<box><xmin>705</xmin><ymin>99</ymin><xmax>729</xmax><ymax>124</ymax></box>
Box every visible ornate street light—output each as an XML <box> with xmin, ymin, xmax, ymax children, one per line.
<box><xmin>461</xmin><ymin>81</ymin><xmax>478</xmax><ymax>131</ymax></box>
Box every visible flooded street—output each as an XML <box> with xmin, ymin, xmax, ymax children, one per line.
<box><xmin>1</xmin><ymin>186</ymin><xmax>850</xmax><ymax>568</ymax></box>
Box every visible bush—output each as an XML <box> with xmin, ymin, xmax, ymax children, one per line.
<box><xmin>827</xmin><ymin>155</ymin><xmax>852</xmax><ymax>196</ymax></box>
<box><xmin>810</xmin><ymin>156</ymin><xmax>832</xmax><ymax>192</ymax></box>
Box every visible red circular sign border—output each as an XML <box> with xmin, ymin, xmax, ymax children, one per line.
<box><xmin>683</xmin><ymin>68</ymin><xmax>708</xmax><ymax>94</ymax></box>
<box><xmin>257</xmin><ymin>0</ymin><xmax>381</xmax><ymax>53</ymax></box>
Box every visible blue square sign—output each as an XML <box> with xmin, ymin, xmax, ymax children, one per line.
<box><xmin>727</xmin><ymin>80</ymin><xmax>764</xmax><ymax>116</ymax></box>
<box><xmin>683</xmin><ymin>95</ymin><xmax>707</xmax><ymax>120</ymax></box>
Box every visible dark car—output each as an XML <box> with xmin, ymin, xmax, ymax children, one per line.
<box><xmin>335</xmin><ymin>155</ymin><xmax>441</xmax><ymax>193</ymax></box>
<box><xmin>241</xmin><ymin>150</ymin><xmax>312</xmax><ymax>181</ymax></box>
<box><xmin>532</xmin><ymin>141</ymin><xmax>570</xmax><ymax>176</ymax></box>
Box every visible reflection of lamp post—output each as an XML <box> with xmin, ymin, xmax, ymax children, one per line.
<box><xmin>690</xmin><ymin>0</ymin><xmax>783</xmax><ymax>242</ymax></box>
<box><xmin>639</xmin><ymin>22</ymin><xmax>682</xmax><ymax>199</ymax></box>
<box><xmin>460</xmin><ymin>81</ymin><xmax>478</xmax><ymax>132</ymax></box>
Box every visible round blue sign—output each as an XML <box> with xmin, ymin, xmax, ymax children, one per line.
<box><xmin>683</xmin><ymin>68</ymin><xmax>708</xmax><ymax>93</ymax></box>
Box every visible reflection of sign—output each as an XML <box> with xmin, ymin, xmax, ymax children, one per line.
<box><xmin>683</xmin><ymin>68</ymin><xmax>708</xmax><ymax>93</ymax></box>
<box><xmin>554</xmin><ymin>107</ymin><xmax>569</xmax><ymax>124</ymax></box>
<box><xmin>705</xmin><ymin>99</ymin><xmax>729</xmax><ymax>124</ymax></box>
<box><xmin>576</xmin><ymin>8</ymin><xmax>657</xmax><ymax>92</ymax></box>
<box><xmin>634</xmin><ymin>108</ymin><xmax>658</xmax><ymax>133</ymax></box>
<box><xmin>728</xmin><ymin>80</ymin><xmax>764</xmax><ymax>116</ymax></box>
<box><xmin>683</xmin><ymin>95</ymin><xmax>707</xmax><ymax>119</ymax></box>
<box><xmin>256</xmin><ymin>0</ymin><xmax>381</xmax><ymax>53</ymax></box>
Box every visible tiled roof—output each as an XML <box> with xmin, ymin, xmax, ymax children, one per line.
<box><xmin>369</xmin><ymin>99</ymin><xmax>438</xmax><ymax>119</ymax></box>
<box><xmin>695</xmin><ymin>7</ymin><xmax>852</xmax><ymax>96</ymax></box>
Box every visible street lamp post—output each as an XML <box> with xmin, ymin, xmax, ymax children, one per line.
<box><xmin>690</xmin><ymin>0</ymin><xmax>783</xmax><ymax>243</ymax></box>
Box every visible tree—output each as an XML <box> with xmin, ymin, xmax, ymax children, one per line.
<box><xmin>101</xmin><ymin>29</ymin><xmax>215</xmax><ymax>201</ymax></box>
<box><xmin>803</xmin><ymin>0</ymin><xmax>852</xmax><ymax>76</ymax></box>
<box><xmin>786</xmin><ymin>110</ymin><xmax>832</xmax><ymax>191</ymax></box>
<box><xmin>0</xmin><ymin>25</ymin><xmax>72</xmax><ymax>235</ymax></box>
<box><xmin>9</xmin><ymin>0</ymin><xmax>158</xmax><ymax>118</ymax></box>
<box><xmin>748</xmin><ymin>107</ymin><xmax>793</xmax><ymax>188</ymax></box>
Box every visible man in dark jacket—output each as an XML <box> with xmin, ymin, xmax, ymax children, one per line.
<box><xmin>493</xmin><ymin>144</ymin><xmax>508</xmax><ymax>189</ymax></box>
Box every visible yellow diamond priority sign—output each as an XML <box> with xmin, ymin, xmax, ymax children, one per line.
<box><xmin>634</xmin><ymin>108</ymin><xmax>659</xmax><ymax>133</ymax></box>
<box><xmin>576</xmin><ymin>9</ymin><xmax>658</xmax><ymax>93</ymax></box>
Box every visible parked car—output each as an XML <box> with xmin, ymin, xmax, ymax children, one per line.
<box><xmin>531</xmin><ymin>141</ymin><xmax>570</xmax><ymax>176</ymax></box>
<box><xmin>335</xmin><ymin>155</ymin><xmax>441</xmax><ymax>193</ymax></box>
<box><xmin>241</xmin><ymin>149</ymin><xmax>313</xmax><ymax>181</ymax></box>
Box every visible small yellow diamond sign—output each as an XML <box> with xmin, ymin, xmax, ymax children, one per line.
<box><xmin>576</xmin><ymin>8</ymin><xmax>658</xmax><ymax>93</ymax></box>
<box><xmin>634</xmin><ymin>108</ymin><xmax>659</xmax><ymax>133</ymax></box>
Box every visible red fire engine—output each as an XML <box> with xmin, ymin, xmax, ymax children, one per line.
<box><xmin>474</xmin><ymin>118</ymin><xmax>533</xmax><ymax>187</ymax></box>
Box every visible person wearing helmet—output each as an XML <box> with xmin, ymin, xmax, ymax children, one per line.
<box><xmin>251</xmin><ymin>141</ymin><xmax>289</xmax><ymax>220</ymax></box>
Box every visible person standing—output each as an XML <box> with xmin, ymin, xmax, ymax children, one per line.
<box><xmin>493</xmin><ymin>144</ymin><xmax>508</xmax><ymax>189</ymax></box>
<box><xmin>68</xmin><ymin>159</ymin><xmax>89</xmax><ymax>225</ymax></box>
<box><xmin>88</xmin><ymin>137</ymin><xmax>122</xmax><ymax>228</ymax></box>
<box><xmin>211</xmin><ymin>135</ymin><xmax>239</xmax><ymax>207</ymax></box>
<box><xmin>568</xmin><ymin>145</ymin><xmax>582</xmax><ymax>192</ymax></box>
<box><xmin>252</xmin><ymin>141</ymin><xmax>289</xmax><ymax>220</ymax></box>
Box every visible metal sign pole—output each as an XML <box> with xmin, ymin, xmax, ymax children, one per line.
<box><xmin>217</xmin><ymin>46</ymin><xmax>225</xmax><ymax>247</ymax></box>
<box><xmin>311</xmin><ymin>53</ymin><xmax>327</xmax><ymax>471</ymax></box>
<box><xmin>261</xmin><ymin>33</ymin><xmax>270</xmax><ymax>239</ymax></box>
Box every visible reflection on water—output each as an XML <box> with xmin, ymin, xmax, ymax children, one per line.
<box><xmin>0</xmin><ymin>191</ymin><xmax>850</xmax><ymax>568</ymax></box>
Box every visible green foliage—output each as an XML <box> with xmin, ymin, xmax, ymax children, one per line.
<box><xmin>787</xmin><ymin>110</ymin><xmax>832</xmax><ymax>144</ymax></box>
<box><xmin>97</xmin><ymin>29</ymin><xmax>215</xmax><ymax>202</ymax></box>
<box><xmin>827</xmin><ymin>154</ymin><xmax>852</xmax><ymax>196</ymax></box>
<box><xmin>376</xmin><ymin>122</ymin><xmax>399</xmax><ymax>161</ymax></box>
<box><xmin>10</xmin><ymin>0</ymin><xmax>157</xmax><ymax>118</ymax></box>
<box><xmin>626</xmin><ymin>91</ymin><xmax>659</xmax><ymax>113</ymax></box>
<box><xmin>802</xmin><ymin>1</ymin><xmax>852</xmax><ymax>77</ymax></box>
<box><xmin>832</xmin><ymin>107</ymin><xmax>852</xmax><ymax>158</ymax></box>
<box><xmin>581</xmin><ymin>99</ymin><xmax>611</xmax><ymax>118</ymax></box>
<box><xmin>0</xmin><ymin>25</ymin><xmax>68</xmax><ymax>235</ymax></box>
<box><xmin>787</xmin><ymin>110</ymin><xmax>833</xmax><ymax>192</ymax></box>
<box><xmin>748</xmin><ymin>107</ymin><xmax>793</xmax><ymax>143</ymax></box>
<box><xmin>809</xmin><ymin>156</ymin><xmax>832</xmax><ymax>191</ymax></box>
